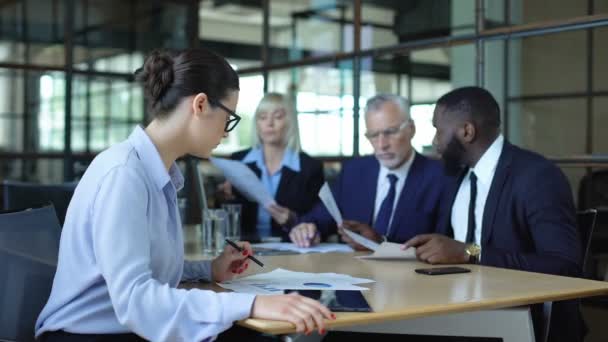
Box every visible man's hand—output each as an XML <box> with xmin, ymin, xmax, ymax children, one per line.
<box><xmin>403</xmin><ymin>234</ymin><xmax>469</xmax><ymax>264</ymax></box>
<box><xmin>338</xmin><ymin>220</ymin><xmax>382</xmax><ymax>251</ymax></box>
<box><xmin>211</xmin><ymin>241</ymin><xmax>252</xmax><ymax>282</ymax></box>
<box><xmin>289</xmin><ymin>223</ymin><xmax>320</xmax><ymax>248</ymax></box>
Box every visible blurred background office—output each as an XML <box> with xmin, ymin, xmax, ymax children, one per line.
<box><xmin>0</xmin><ymin>0</ymin><xmax>608</xmax><ymax>340</ymax></box>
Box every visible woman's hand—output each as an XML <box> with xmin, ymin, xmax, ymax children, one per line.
<box><xmin>217</xmin><ymin>181</ymin><xmax>235</xmax><ymax>201</ymax></box>
<box><xmin>267</xmin><ymin>203</ymin><xmax>294</xmax><ymax>225</ymax></box>
<box><xmin>251</xmin><ymin>292</ymin><xmax>336</xmax><ymax>335</ymax></box>
<box><xmin>211</xmin><ymin>241</ymin><xmax>252</xmax><ymax>282</ymax></box>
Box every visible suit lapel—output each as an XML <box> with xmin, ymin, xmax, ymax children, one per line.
<box><xmin>360</xmin><ymin>159</ymin><xmax>380</xmax><ymax>225</ymax></box>
<box><xmin>388</xmin><ymin>153</ymin><xmax>422</xmax><ymax>238</ymax></box>
<box><xmin>247</xmin><ymin>162</ymin><xmax>262</xmax><ymax>179</ymax></box>
<box><xmin>481</xmin><ymin>142</ymin><xmax>513</xmax><ymax>245</ymax></box>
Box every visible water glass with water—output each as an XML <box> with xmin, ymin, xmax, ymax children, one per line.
<box><xmin>222</xmin><ymin>204</ymin><xmax>242</xmax><ymax>241</ymax></box>
<box><xmin>201</xmin><ymin>209</ymin><xmax>227</xmax><ymax>255</ymax></box>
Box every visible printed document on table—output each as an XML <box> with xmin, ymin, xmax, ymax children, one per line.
<box><xmin>358</xmin><ymin>242</ymin><xmax>417</xmax><ymax>260</ymax></box>
<box><xmin>318</xmin><ymin>183</ymin><xmax>343</xmax><ymax>226</ymax></box>
<box><xmin>210</xmin><ymin>157</ymin><xmax>275</xmax><ymax>208</ymax></box>
<box><xmin>218</xmin><ymin>268</ymin><xmax>375</xmax><ymax>295</ymax></box>
<box><xmin>253</xmin><ymin>242</ymin><xmax>354</xmax><ymax>254</ymax></box>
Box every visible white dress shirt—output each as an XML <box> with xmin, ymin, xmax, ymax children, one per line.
<box><xmin>373</xmin><ymin>151</ymin><xmax>416</xmax><ymax>236</ymax></box>
<box><xmin>451</xmin><ymin>134</ymin><xmax>504</xmax><ymax>245</ymax></box>
<box><xmin>36</xmin><ymin>126</ymin><xmax>255</xmax><ymax>341</ymax></box>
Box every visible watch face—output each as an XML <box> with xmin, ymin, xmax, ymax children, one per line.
<box><xmin>467</xmin><ymin>244</ymin><xmax>481</xmax><ymax>256</ymax></box>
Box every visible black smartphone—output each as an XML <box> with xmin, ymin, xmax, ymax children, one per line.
<box><xmin>415</xmin><ymin>266</ymin><xmax>471</xmax><ymax>275</ymax></box>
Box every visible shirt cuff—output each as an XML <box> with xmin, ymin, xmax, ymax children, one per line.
<box><xmin>217</xmin><ymin>292</ymin><xmax>256</xmax><ymax>323</ymax></box>
<box><xmin>182</xmin><ymin>260</ymin><xmax>213</xmax><ymax>282</ymax></box>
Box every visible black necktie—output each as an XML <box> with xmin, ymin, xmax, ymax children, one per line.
<box><xmin>375</xmin><ymin>174</ymin><xmax>398</xmax><ymax>237</ymax></box>
<box><xmin>465</xmin><ymin>172</ymin><xmax>478</xmax><ymax>244</ymax></box>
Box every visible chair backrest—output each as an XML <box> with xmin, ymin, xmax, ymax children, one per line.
<box><xmin>0</xmin><ymin>205</ymin><xmax>62</xmax><ymax>342</ymax></box>
<box><xmin>577</xmin><ymin>208</ymin><xmax>597</xmax><ymax>277</ymax></box>
<box><xmin>1</xmin><ymin>180</ymin><xmax>77</xmax><ymax>226</ymax></box>
<box><xmin>578</xmin><ymin>169</ymin><xmax>608</xmax><ymax>210</ymax></box>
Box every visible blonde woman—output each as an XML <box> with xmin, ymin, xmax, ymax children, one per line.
<box><xmin>221</xmin><ymin>93</ymin><xmax>324</xmax><ymax>241</ymax></box>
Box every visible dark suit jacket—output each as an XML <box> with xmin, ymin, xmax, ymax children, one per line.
<box><xmin>436</xmin><ymin>141</ymin><xmax>583</xmax><ymax>342</ymax></box>
<box><xmin>230</xmin><ymin>149</ymin><xmax>324</xmax><ymax>241</ymax></box>
<box><xmin>298</xmin><ymin>153</ymin><xmax>445</xmax><ymax>243</ymax></box>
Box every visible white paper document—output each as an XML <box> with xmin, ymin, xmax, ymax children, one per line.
<box><xmin>341</xmin><ymin>228</ymin><xmax>381</xmax><ymax>251</ymax></box>
<box><xmin>358</xmin><ymin>242</ymin><xmax>417</xmax><ymax>260</ymax></box>
<box><xmin>210</xmin><ymin>157</ymin><xmax>275</xmax><ymax>208</ymax></box>
<box><xmin>318</xmin><ymin>183</ymin><xmax>343</xmax><ymax>226</ymax></box>
<box><xmin>218</xmin><ymin>268</ymin><xmax>375</xmax><ymax>295</ymax></box>
<box><xmin>253</xmin><ymin>242</ymin><xmax>354</xmax><ymax>254</ymax></box>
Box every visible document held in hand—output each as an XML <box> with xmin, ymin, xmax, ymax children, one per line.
<box><xmin>319</xmin><ymin>183</ymin><xmax>381</xmax><ymax>251</ymax></box>
<box><xmin>210</xmin><ymin>157</ymin><xmax>275</xmax><ymax>208</ymax></box>
<box><xmin>318</xmin><ymin>182</ymin><xmax>343</xmax><ymax>226</ymax></box>
<box><xmin>317</xmin><ymin>182</ymin><xmax>416</xmax><ymax>259</ymax></box>
<box><xmin>358</xmin><ymin>242</ymin><xmax>417</xmax><ymax>260</ymax></box>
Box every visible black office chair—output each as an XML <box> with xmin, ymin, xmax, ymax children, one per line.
<box><xmin>0</xmin><ymin>204</ymin><xmax>62</xmax><ymax>342</ymax></box>
<box><xmin>1</xmin><ymin>180</ymin><xmax>77</xmax><ymax>226</ymax></box>
<box><xmin>577</xmin><ymin>209</ymin><xmax>598</xmax><ymax>278</ymax></box>
<box><xmin>538</xmin><ymin>209</ymin><xmax>598</xmax><ymax>342</ymax></box>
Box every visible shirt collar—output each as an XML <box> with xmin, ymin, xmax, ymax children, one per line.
<box><xmin>242</xmin><ymin>146</ymin><xmax>301</xmax><ymax>173</ymax></box>
<box><xmin>378</xmin><ymin>150</ymin><xmax>416</xmax><ymax>182</ymax></box>
<box><xmin>470</xmin><ymin>134</ymin><xmax>504</xmax><ymax>186</ymax></box>
<box><xmin>128</xmin><ymin>126</ymin><xmax>184</xmax><ymax>192</ymax></box>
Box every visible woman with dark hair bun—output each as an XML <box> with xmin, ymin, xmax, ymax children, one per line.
<box><xmin>35</xmin><ymin>48</ymin><xmax>333</xmax><ymax>342</ymax></box>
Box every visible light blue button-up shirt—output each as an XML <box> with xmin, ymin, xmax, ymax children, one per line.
<box><xmin>242</xmin><ymin>147</ymin><xmax>300</xmax><ymax>237</ymax></box>
<box><xmin>36</xmin><ymin>126</ymin><xmax>255</xmax><ymax>341</ymax></box>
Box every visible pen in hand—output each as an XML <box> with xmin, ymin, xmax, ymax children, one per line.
<box><xmin>225</xmin><ymin>239</ymin><xmax>264</xmax><ymax>267</ymax></box>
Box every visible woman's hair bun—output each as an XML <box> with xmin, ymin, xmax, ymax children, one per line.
<box><xmin>135</xmin><ymin>50</ymin><xmax>175</xmax><ymax>106</ymax></box>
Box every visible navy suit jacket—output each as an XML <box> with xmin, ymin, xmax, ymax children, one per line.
<box><xmin>299</xmin><ymin>153</ymin><xmax>445</xmax><ymax>243</ymax></box>
<box><xmin>437</xmin><ymin>141</ymin><xmax>583</xmax><ymax>342</ymax></box>
<box><xmin>230</xmin><ymin>149</ymin><xmax>324</xmax><ymax>241</ymax></box>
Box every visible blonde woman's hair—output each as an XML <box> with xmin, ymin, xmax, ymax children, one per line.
<box><xmin>251</xmin><ymin>92</ymin><xmax>301</xmax><ymax>152</ymax></box>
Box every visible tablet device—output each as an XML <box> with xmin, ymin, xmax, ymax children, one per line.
<box><xmin>285</xmin><ymin>290</ymin><xmax>372</xmax><ymax>312</ymax></box>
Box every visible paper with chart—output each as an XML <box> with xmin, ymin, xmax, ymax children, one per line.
<box><xmin>358</xmin><ymin>242</ymin><xmax>417</xmax><ymax>260</ymax></box>
<box><xmin>218</xmin><ymin>268</ymin><xmax>375</xmax><ymax>295</ymax></box>
<box><xmin>253</xmin><ymin>242</ymin><xmax>354</xmax><ymax>254</ymax></box>
<box><xmin>210</xmin><ymin>157</ymin><xmax>275</xmax><ymax>208</ymax></box>
<box><xmin>318</xmin><ymin>183</ymin><xmax>343</xmax><ymax>226</ymax></box>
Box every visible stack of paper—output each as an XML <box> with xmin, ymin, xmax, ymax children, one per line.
<box><xmin>253</xmin><ymin>242</ymin><xmax>354</xmax><ymax>254</ymax></box>
<box><xmin>219</xmin><ymin>268</ymin><xmax>375</xmax><ymax>295</ymax></box>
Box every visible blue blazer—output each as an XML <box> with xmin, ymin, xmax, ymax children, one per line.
<box><xmin>299</xmin><ymin>153</ymin><xmax>445</xmax><ymax>243</ymax></box>
<box><xmin>437</xmin><ymin>141</ymin><xmax>583</xmax><ymax>342</ymax></box>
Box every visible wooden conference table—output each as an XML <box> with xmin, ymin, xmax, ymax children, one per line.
<box><xmin>184</xmin><ymin>251</ymin><xmax>608</xmax><ymax>342</ymax></box>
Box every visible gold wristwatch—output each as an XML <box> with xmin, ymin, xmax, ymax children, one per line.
<box><xmin>465</xmin><ymin>243</ymin><xmax>481</xmax><ymax>264</ymax></box>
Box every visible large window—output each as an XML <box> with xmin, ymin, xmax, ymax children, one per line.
<box><xmin>0</xmin><ymin>0</ymin><xmax>195</xmax><ymax>182</ymax></box>
<box><xmin>1</xmin><ymin>0</ymin><xmax>607</xmax><ymax>197</ymax></box>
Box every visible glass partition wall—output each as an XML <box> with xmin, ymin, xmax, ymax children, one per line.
<box><xmin>1</xmin><ymin>0</ymin><xmax>608</xmax><ymax>208</ymax></box>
